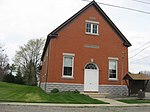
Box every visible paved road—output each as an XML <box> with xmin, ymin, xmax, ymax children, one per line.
<box><xmin>1</xmin><ymin>105</ymin><xmax>150</xmax><ymax>112</ymax></box>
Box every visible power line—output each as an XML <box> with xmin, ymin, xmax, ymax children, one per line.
<box><xmin>82</xmin><ymin>0</ymin><xmax>150</xmax><ymax>14</ymax></box>
<box><xmin>130</xmin><ymin>55</ymin><xmax>150</xmax><ymax>62</ymax></box>
<box><xmin>129</xmin><ymin>41</ymin><xmax>150</xmax><ymax>53</ymax></box>
<box><xmin>129</xmin><ymin>45</ymin><xmax>150</xmax><ymax>59</ymax></box>
<box><xmin>131</xmin><ymin>0</ymin><xmax>150</xmax><ymax>5</ymax></box>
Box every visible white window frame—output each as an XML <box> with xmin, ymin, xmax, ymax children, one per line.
<box><xmin>85</xmin><ymin>20</ymin><xmax>99</xmax><ymax>35</ymax></box>
<box><xmin>62</xmin><ymin>53</ymin><xmax>75</xmax><ymax>78</ymax></box>
<box><xmin>108</xmin><ymin>58</ymin><xmax>118</xmax><ymax>80</ymax></box>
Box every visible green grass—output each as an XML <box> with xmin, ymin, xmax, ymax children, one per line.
<box><xmin>118</xmin><ymin>99</ymin><xmax>150</xmax><ymax>104</ymax></box>
<box><xmin>0</xmin><ymin>82</ymin><xmax>107</xmax><ymax>104</ymax></box>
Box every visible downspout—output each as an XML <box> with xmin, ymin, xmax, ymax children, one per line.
<box><xmin>45</xmin><ymin>43</ymin><xmax>50</xmax><ymax>92</ymax></box>
<box><xmin>121</xmin><ymin>52</ymin><xmax>125</xmax><ymax>84</ymax></box>
<box><xmin>44</xmin><ymin>34</ymin><xmax>58</xmax><ymax>92</ymax></box>
<box><xmin>121</xmin><ymin>51</ymin><xmax>125</xmax><ymax>95</ymax></box>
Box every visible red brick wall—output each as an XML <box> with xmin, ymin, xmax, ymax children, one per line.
<box><xmin>41</xmin><ymin>6</ymin><xmax>129</xmax><ymax>85</ymax></box>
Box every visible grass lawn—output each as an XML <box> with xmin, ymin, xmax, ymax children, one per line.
<box><xmin>118</xmin><ymin>99</ymin><xmax>150</xmax><ymax>104</ymax></box>
<box><xmin>0</xmin><ymin>82</ymin><xmax>107</xmax><ymax>104</ymax></box>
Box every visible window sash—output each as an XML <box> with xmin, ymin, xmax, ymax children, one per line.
<box><xmin>86</xmin><ymin>22</ymin><xmax>98</xmax><ymax>34</ymax></box>
<box><xmin>109</xmin><ymin>73</ymin><xmax>117</xmax><ymax>78</ymax></box>
<box><xmin>63</xmin><ymin>67</ymin><xmax>72</xmax><ymax>76</ymax></box>
<box><xmin>109</xmin><ymin>60</ymin><xmax>118</xmax><ymax>80</ymax></box>
<box><xmin>64</xmin><ymin>57</ymin><xmax>72</xmax><ymax>67</ymax></box>
<box><xmin>86</xmin><ymin>23</ymin><xmax>91</xmax><ymax>33</ymax></box>
<box><xmin>93</xmin><ymin>24</ymin><xmax>98</xmax><ymax>34</ymax></box>
<box><xmin>63</xmin><ymin>55</ymin><xmax>74</xmax><ymax>77</ymax></box>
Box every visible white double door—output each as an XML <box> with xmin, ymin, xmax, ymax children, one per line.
<box><xmin>84</xmin><ymin>69</ymin><xmax>99</xmax><ymax>92</ymax></box>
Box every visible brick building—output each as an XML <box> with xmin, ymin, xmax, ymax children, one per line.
<box><xmin>40</xmin><ymin>1</ymin><xmax>131</xmax><ymax>95</ymax></box>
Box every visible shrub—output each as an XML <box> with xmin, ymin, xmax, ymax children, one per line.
<box><xmin>61</xmin><ymin>89</ymin><xmax>80</xmax><ymax>94</ymax></box>
<box><xmin>73</xmin><ymin>89</ymin><xmax>80</xmax><ymax>94</ymax></box>
<box><xmin>3</xmin><ymin>73</ymin><xmax>15</xmax><ymax>83</ymax></box>
<box><xmin>51</xmin><ymin>88</ymin><xmax>59</xmax><ymax>93</ymax></box>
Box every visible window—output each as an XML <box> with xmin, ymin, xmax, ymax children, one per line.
<box><xmin>93</xmin><ymin>24</ymin><xmax>98</xmax><ymax>34</ymax></box>
<box><xmin>62</xmin><ymin>53</ymin><xmax>74</xmax><ymax>78</ymax></box>
<box><xmin>86</xmin><ymin>23</ymin><xmax>91</xmax><ymax>33</ymax></box>
<box><xmin>109</xmin><ymin>60</ymin><xmax>118</xmax><ymax>80</ymax></box>
<box><xmin>85</xmin><ymin>63</ymin><xmax>97</xmax><ymax>69</ymax></box>
<box><xmin>85</xmin><ymin>20</ymin><xmax>99</xmax><ymax>35</ymax></box>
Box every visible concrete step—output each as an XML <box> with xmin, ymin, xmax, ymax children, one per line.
<box><xmin>82</xmin><ymin>92</ymin><xmax>109</xmax><ymax>98</ymax></box>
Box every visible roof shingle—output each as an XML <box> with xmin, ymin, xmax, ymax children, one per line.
<box><xmin>123</xmin><ymin>74</ymin><xmax>150</xmax><ymax>80</ymax></box>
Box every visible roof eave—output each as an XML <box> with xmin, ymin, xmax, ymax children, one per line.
<box><xmin>41</xmin><ymin>34</ymin><xmax>58</xmax><ymax>61</ymax></box>
<box><xmin>93</xmin><ymin>2</ymin><xmax>132</xmax><ymax>47</ymax></box>
<box><xmin>123</xmin><ymin>42</ymin><xmax>132</xmax><ymax>47</ymax></box>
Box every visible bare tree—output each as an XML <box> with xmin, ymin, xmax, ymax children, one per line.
<box><xmin>140</xmin><ymin>71</ymin><xmax>150</xmax><ymax>76</ymax></box>
<box><xmin>14</xmin><ymin>38</ymin><xmax>45</xmax><ymax>85</ymax></box>
<box><xmin>0</xmin><ymin>43</ymin><xmax>8</xmax><ymax>81</ymax></box>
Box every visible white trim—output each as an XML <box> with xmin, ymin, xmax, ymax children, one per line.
<box><xmin>108</xmin><ymin>59</ymin><xmax>118</xmax><ymax>80</ymax></box>
<box><xmin>108</xmin><ymin>57</ymin><xmax>119</xmax><ymax>60</ymax></box>
<box><xmin>62</xmin><ymin>53</ymin><xmax>74</xmax><ymax>78</ymax></box>
<box><xmin>44</xmin><ymin>82</ymin><xmax>83</xmax><ymax>86</ymax></box>
<box><xmin>85</xmin><ymin>32</ymin><xmax>99</xmax><ymax>36</ymax></box>
<box><xmin>85</xmin><ymin>20</ymin><xmax>99</xmax><ymax>24</ymax></box>
<box><xmin>85</xmin><ymin>20</ymin><xmax>99</xmax><ymax>35</ymax></box>
<box><xmin>99</xmin><ymin>85</ymin><xmax>127</xmax><ymax>87</ymax></box>
<box><xmin>62</xmin><ymin>76</ymin><xmax>74</xmax><ymax>79</ymax></box>
<box><xmin>63</xmin><ymin>53</ymin><xmax>75</xmax><ymax>56</ymax></box>
<box><xmin>43</xmin><ymin>83</ymin><xmax>127</xmax><ymax>86</ymax></box>
<box><xmin>108</xmin><ymin>78</ymin><xmax>118</xmax><ymax>81</ymax></box>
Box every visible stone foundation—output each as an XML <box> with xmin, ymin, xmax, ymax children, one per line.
<box><xmin>40</xmin><ymin>82</ymin><xmax>83</xmax><ymax>93</ymax></box>
<box><xmin>40</xmin><ymin>82</ymin><xmax>128</xmax><ymax>95</ymax></box>
<box><xmin>99</xmin><ymin>85</ymin><xmax>128</xmax><ymax>95</ymax></box>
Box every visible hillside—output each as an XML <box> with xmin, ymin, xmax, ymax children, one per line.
<box><xmin>0</xmin><ymin>82</ymin><xmax>106</xmax><ymax>104</ymax></box>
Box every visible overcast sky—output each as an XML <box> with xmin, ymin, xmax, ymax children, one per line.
<box><xmin>0</xmin><ymin>0</ymin><xmax>150</xmax><ymax>73</ymax></box>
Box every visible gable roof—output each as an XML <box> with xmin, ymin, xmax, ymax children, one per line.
<box><xmin>123</xmin><ymin>74</ymin><xmax>150</xmax><ymax>80</ymax></box>
<box><xmin>41</xmin><ymin>1</ymin><xmax>132</xmax><ymax>61</ymax></box>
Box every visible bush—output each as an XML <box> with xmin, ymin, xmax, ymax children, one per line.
<box><xmin>3</xmin><ymin>73</ymin><xmax>15</xmax><ymax>83</ymax></box>
<box><xmin>51</xmin><ymin>88</ymin><xmax>59</xmax><ymax>93</ymax></box>
<box><xmin>61</xmin><ymin>89</ymin><xmax>80</xmax><ymax>94</ymax></box>
<box><xmin>73</xmin><ymin>89</ymin><xmax>80</xmax><ymax>94</ymax></box>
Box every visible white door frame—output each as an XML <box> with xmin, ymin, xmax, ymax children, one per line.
<box><xmin>84</xmin><ymin>63</ymin><xmax>99</xmax><ymax>92</ymax></box>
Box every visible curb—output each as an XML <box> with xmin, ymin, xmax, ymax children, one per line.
<box><xmin>1</xmin><ymin>102</ymin><xmax>150</xmax><ymax>107</ymax></box>
<box><xmin>0</xmin><ymin>102</ymin><xmax>110</xmax><ymax>107</ymax></box>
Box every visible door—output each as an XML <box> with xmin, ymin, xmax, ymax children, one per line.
<box><xmin>84</xmin><ymin>63</ymin><xmax>99</xmax><ymax>92</ymax></box>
